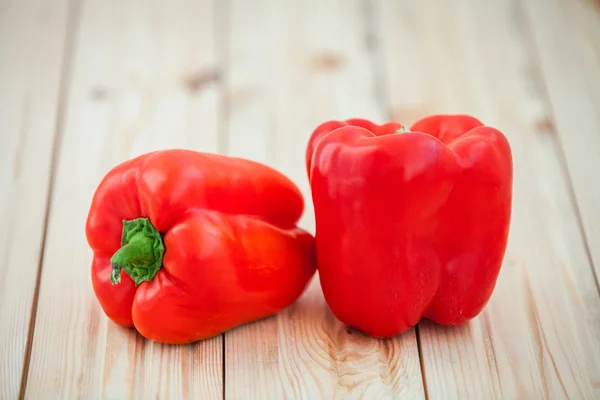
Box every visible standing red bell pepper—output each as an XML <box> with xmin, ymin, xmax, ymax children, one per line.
<box><xmin>306</xmin><ymin>115</ymin><xmax>512</xmax><ymax>338</ymax></box>
<box><xmin>86</xmin><ymin>149</ymin><xmax>316</xmax><ymax>344</ymax></box>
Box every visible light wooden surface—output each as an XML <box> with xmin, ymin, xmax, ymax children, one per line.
<box><xmin>1</xmin><ymin>0</ymin><xmax>599</xmax><ymax>399</ymax></box>
<box><xmin>0</xmin><ymin>1</ymin><xmax>72</xmax><ymax>398</ymax></box>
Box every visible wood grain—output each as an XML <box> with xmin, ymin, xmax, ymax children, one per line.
<box><xmin>376</xmin><ymin>0</ymin><xmax>600</xmax><ymax>398</ymax></box>
<box><xmin>223</xmin><ymin>1</ymin><xmax>425</xmax><ymax>399</ymax></box>
<box><xmin>24</xmin><ymin>0</ymin><xmax>223</xmax><ymax>398</ymax></box>
<box><xmin>2</xmin><ymin>0</ymin><xmax>599</xmax><ymax>398</ymax></box>
<box><xmin>0</xmin><ymin>0</ymin><xmax>72</xmax><ymax>398</ymax></box>
<box><xmin>523</xmin><ymin>0</ymin><xmax>600</xmax><ymax>287</ymax></box>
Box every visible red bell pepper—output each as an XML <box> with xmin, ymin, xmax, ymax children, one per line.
<box><xmin>86</xmin><ymin>149</ymin><xmax>316</xmax><ymax>344</ymax></box>
<box><xmin>306</xmin><ymin>115</ymin><xmax>513</xmax><ymax>337</ymax></box>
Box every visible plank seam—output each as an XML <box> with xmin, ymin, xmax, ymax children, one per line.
<box><xmin>215</xmin><ymin>0</ymin><xmax>230</xmax><ymax>398</ymax></box>
<box><xmin>517</xmin><ymin>0</ymin><xmax>600</xmax><ymax>296</ymax></box>
<box><xmin>415</xmin><ymin>325</ymin><xmax>430</xmax><ymax>400</ymax></box>
<box><xmin>17</xmin><ymin>0</ymin><xmax>83</xmax><ymax>397</ymax></box>
<box><xmin>221</xmin><ymin>334</ymin><xmax>226</xmax><ymax>400</ymax></box>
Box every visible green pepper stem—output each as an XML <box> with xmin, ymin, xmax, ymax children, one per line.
<box><xmin>395</xmin><ymin>125</ymin><xmax>408</xmax><ymax>134</ymax></box>
<box><xmin>110</xmin><ymin>218</ymin><xmax>165</xmax><ymax>286</ymax></box>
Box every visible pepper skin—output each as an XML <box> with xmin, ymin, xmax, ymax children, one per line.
<box><xmin>306</xmin><ymin>115</ymin><xmax>513</xmax><ymax>338</ymax></box>
<box><xmin>86</xmin><ymin>149</ymin><xmax>316</xmax><ymax>344</ymax></box>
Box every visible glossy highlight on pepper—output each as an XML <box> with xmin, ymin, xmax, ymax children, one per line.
<box><xmin>306</xmin><ymin>115</ymin><xmax>513</xmax><ymax>338</ymax></box>
<box><xmin>86</xmin><ymin>149</ymin><xmax>316</xmax><ymax>344</ymax></box>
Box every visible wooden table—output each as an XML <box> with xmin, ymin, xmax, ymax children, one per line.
<box><xmin>2</xmin><ymin>0</ymin><xmax>599</xmax><ymax>398</ymax></box>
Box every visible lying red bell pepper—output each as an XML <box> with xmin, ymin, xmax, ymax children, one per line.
<box><xmin>86</xmin><ymin>149</ymin><xmax>316</xmax><ymax>344</ymax></box>
<box><xmin>306</xmin><ymin>115</ymin><xmax>513</xmax><ymax>337</ymax></box>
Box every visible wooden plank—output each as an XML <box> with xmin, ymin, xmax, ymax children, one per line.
<box><xmin>523</xmin><ymin>0</ymin><xmax>600</xmax><ymax>286</ymax></box>
<box><xmin>376</xmin><ymin>0</ymin><xmax>600</xmax><ymax>398</ymax></box>
<box><xmin>0</xmin><ymin>0</ymin><xmax>72</xmax><ymax>398</ymax></box>
<box><xmin>24</xmin><ymin>0</ymin><xmax>223</xmax><ymax>398</ymax></box>
<box><xmin>224</xmin><ymin>1</ymin><xmax>425</xmax><ymax>399</ymax></box>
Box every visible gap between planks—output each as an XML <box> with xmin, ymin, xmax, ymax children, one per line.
<box><xmin>18</xmin><ymin>0</ymin><xmax>83</xmax><ymax>398</ymax></box>
<box><xmin>216</xmin><ymin>1</ymin><xmax>230</xmax><ymax>399</ymax></box>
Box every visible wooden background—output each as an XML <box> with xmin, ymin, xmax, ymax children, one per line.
<box><xmin>1</xmin><ymin>0</ymin><xmax>600</xmax><ymax>399</ymax></box>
